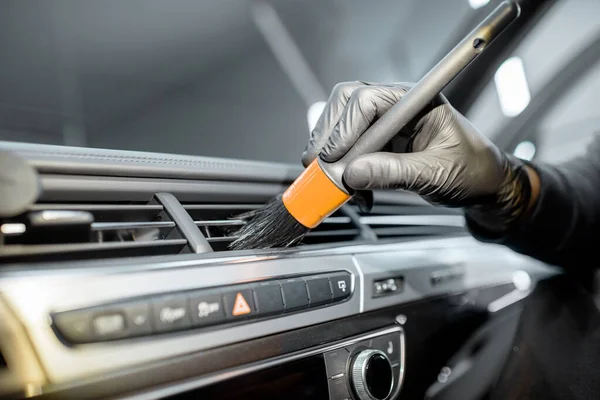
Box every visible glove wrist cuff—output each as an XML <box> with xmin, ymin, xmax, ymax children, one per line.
<box><xmin>465</xmin><ymin>153</ymin><xmax>533</xmax><ymax>234</ymax></box>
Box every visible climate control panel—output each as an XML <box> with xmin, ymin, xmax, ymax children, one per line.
<box><xmin>324</xmin><ymin>328</ymin><xmax>404</xmax><ymax>400</ymax></box>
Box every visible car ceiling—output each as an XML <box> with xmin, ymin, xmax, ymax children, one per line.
<box><xmin>0</xmin><ymin>0</ymin><xmax>512</xmax><ymax>163</ymax></box>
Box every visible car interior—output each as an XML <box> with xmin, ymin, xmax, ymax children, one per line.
<box><xmin>1</xmin><ymin>0</ymin><xmax>600</xmax><ymax>399</ymax></box>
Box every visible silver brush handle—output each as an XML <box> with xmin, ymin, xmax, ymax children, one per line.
<box><xmin>319</xmin><ymin>0</ymin><xmax>521</xmax><ymax>192</ymax></box>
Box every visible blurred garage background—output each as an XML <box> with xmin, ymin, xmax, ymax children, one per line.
<box><xmin>0</xmin><ymin>0</ymin><xmax>598</xmax><ymax>164</ymax></box>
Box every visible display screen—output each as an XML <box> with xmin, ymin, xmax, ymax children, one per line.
<box><xmin>166</xmin><ymin>355</ymin><xmax>328</xmax><ymax>400</ymax></box>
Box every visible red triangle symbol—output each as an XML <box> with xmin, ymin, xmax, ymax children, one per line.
<box><xmin>232</xmin><ymin>293</ymin><xmax>251</xmax><ymax>316</ymax></box>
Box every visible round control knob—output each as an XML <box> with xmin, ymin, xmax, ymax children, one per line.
<box><xmin>350</xmin><ymin>349</ymin><xmax>394</xmax><ymax>400</ymax></box>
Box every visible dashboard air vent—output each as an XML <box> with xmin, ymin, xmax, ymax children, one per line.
<box><xmin>0</xmin><ymin>202</ymin><xmax>188</xmax><ymax>262</ymax></box>
<box><xmin>183</xmin><ymin>204</ymin><xmax>361</xmax><ymax>251</ymax></box>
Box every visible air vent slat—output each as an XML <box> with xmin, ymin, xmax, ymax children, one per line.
<box><xmin>321</xmin><ymin>217</ymin><xmax>352</xmax><ymax>224</ymax></box>
<box><xmin>372</xmin><ymin>226</ymin><xmax>466</xmax><ymax>237</ymax></box>
<box><xmin>206</xmin><ymin>237</ymin><xmax>237</xmax><ymax>243</ymax></box>
<box><xmin>30</xmin><ymin>204</ymin><xmax>164</xmax><ymax>222</ymax></box>
<box><xmin>91</xmin><ymin>221</ymin><xmax>176</xmax><ymax>231</ymax></box>
<box><xmin>360</xmin><ymin>215</ymin><xmax>465</xmax><ymax>227</ymax></box>
<box><xmin>358</xmin><ymin>204</ymin><xmax>461</xmax><ymax>216</ymax></box>
<box><xmin>305</xmin><ymin>229</ymin><xmax>359</xmax><ymax>238</ymax></box>
<box><xmin>195</xmin><ymin>220</ymin><xmax>245</xmax><ymax>227</ymax></box>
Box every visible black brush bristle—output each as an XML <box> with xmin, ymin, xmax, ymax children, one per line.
<box><xmin>229</xmin><ymin>194</ymin><xmax>309</xmax><ymax>250</ymax></box>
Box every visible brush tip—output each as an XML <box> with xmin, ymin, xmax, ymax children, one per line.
<box><xmin>229</xmin><ymin>195</ymin><xmax>309</xmax><ymax>250</ymax></box>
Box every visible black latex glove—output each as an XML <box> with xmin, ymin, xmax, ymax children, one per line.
<box><xmin>302</xmin><ymin>81</ymin><xmax>534</xmax><ymax>232</ymax></box>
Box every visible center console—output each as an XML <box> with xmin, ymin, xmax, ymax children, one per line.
<box><xmin>155</xmin><ymin>326</ymin><xmax>404</xmax><ymax>400</ymax></box>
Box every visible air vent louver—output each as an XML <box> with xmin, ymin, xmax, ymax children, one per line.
<box><xmin>0</xmin><ymin>203</ymin><xmax>187</xmax><ymax>262</ymax></box>
<box><xmin>357</xmin><ymin>203</ymin><xmax>467</xmax><ymax>239</ymax></box>
<box><xmin>182</xmin><ymin>198</ymin><xmax>467</xmax><ymax>252</ymax></box>
<box><xmin>184</xmin><ymin>204</ymin><xmax>361</xmax><ymax>251</ymax></box>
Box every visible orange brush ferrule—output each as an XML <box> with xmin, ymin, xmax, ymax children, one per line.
<box><xmin>282</xmin><ymin>159</ymin><xmax>352</xmax><ymax>229</ymax></box>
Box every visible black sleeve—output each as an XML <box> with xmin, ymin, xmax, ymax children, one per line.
<box><xmin>465</xmin><ymin>134</ymin><xmax>600</xmax><ymax>269</ymax></box>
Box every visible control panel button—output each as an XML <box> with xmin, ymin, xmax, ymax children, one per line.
<box><xmin>122</xmin><ymin>301</ymin><xmax>152</xmax><ymax>337</ymax></box>
<box><xmin>152</xmin><ymin>295</ymin><xmax>192</xmax><ymax>332</ymax></box>
<box><xmin>92</xmin><ymin>311</ymin><xmax>127</xmax><ymax>339</ymax></box>
<box><xmin>222</xmin><ymin>285</ymin><xmax>255</xmax><ymax>320</ymax></box>
<box><xmin>304</xmin><ymin>275</ymin><xmax>333</xmax><ymax>307</ymax></box>
<box><xmin>280</xmin><ymin>278</ymin><xmax>309</xmax><ymax>312</ymax></box>
<box><xmin>328</xmin><ymin>272</ymin><xmax>351</xmax><ymax>301</ymax></box>
<box><xmin>188</xmin><ymin>289</ymin><xmax>225</xmax><ymax>327</ymax></box>
<box><xmin>371</xmin><ymin>333</ymin><xmax>401</xmax><ymax>364</ymax></box>
<box><xmin>251</xmin><ymin>281</ymin><xmax>284</xmax><ymax>317</ymax></box>
<box><xmin>324</xmin><ymin>347</ymin><xmax>349</xmax><ymax>378</ymax></box>
<box><xmin>53</xmin><ymin>309</ymin><xmax>94</xmax><ymax>343</ymax></box>
<box><xmin>373</xmin><ymin>277</ymin><xmax>403</xmax><ymax>297</ymax></box>
<box><xmin>328</xmin><ymin>375</ymin><xmax>351</xmax><ymax>400</ymax></box>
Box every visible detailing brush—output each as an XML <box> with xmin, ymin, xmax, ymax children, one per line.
<box><xmin>230</xmin><ymin>1</ymin><xmax>521</xmax><ymax>250</ymax></box>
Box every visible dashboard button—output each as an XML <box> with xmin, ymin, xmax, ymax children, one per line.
<box><xmin>251</xmin><ymin>281</ymin><xmax>284</xmax><ymax>316</ymax></box>
<box><xmin>152</xmin><ymin>295</ymin><xmax>192</xmax><ymax>332</ymax></box>
<box><xmin>188</xmin><ymin>289</ymin><xmax>225</xmax><ymax>328</ymax></box>
<box><xmin>280</xmin><ymin>278</ymin><xmax>309</xmax><ymax>312</ymax></box>
<box><xmin>328</xmin><ymin>272</ymin><xmax>351</xmax><ymax>301</ymax></box>
<box><xmin>122</xmin><ymin>301</ymin><xmax>152</xmax><ymax>337</ymax></box>
<box><xmin>92</xmin><ymin>311</ymin><xmax>127</xmax><ymax>339</ymax></box>
<box><xmin>304</xmin><ymin>275</ymin><xmax>333</xmax><ymax>307</ymax></box>
<box><xmin>223</xmin><ymin>285</ymin><xmax>256</xmax><ymax>320</ymax></box>
<box><xmin>53</xmin><ymin>309</ymin><xmax>94</xmax><ymax>343</ymax></box>
<box><xmin>324</xmin><ymin>347</ymin><xmax>349</xmax><ymax>378</ymax></box>
<box><xmin>371</xmin><ymin>333</ymin><xmax>401</xmax><ymax>364</ymax></box>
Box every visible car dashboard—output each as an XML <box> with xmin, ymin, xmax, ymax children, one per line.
<box><xmin>0</xmin><ymin>141</ymin><xmax>558</xmax><ymax>400</ymax></box>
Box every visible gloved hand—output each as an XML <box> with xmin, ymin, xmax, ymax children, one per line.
<box><xmin>302</xmin><ymin>81</ymin><xmax>537</xmax><ymax>233</ymax></box>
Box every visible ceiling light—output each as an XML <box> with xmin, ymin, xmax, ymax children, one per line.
<box><xmin>494</xmin><ymin>56</ymin><xmax>531</xmax><ymax>117</ymax></box>
<box><xmin>468</xmin><ymin>0</ymin><xmax>490</xmax><ymax>9</ymax></box>
<box><xmin>307</xmin><ymin>101</ymin><xmax>326</xmax><ymax>132</ymax></box>
<box><xmin>513</xmin><ymin>140</ymin><xmax>536</xmax><ymax>161</ymax></box>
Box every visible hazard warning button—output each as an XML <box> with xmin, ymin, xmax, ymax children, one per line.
<box><xmin>223</xmin><ymin>285</ymin><xmax>256</xmax><ymax>320</ymax></box>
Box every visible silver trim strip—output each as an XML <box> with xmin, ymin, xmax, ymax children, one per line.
<box><xmin>116</xmin><ymin>326</ymin><xmax>404</xmax><ymax>400</ymax></box>
<box><xmin>352</xmin><ymin>255</ymin><xmax>366</xmax><ymax>313</ymax></box>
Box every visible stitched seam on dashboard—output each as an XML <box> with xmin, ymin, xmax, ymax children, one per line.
<box><xmin>22</xmin><ymin>151</ymin><xmax>275</xmax><ymax>170</ymax></box>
